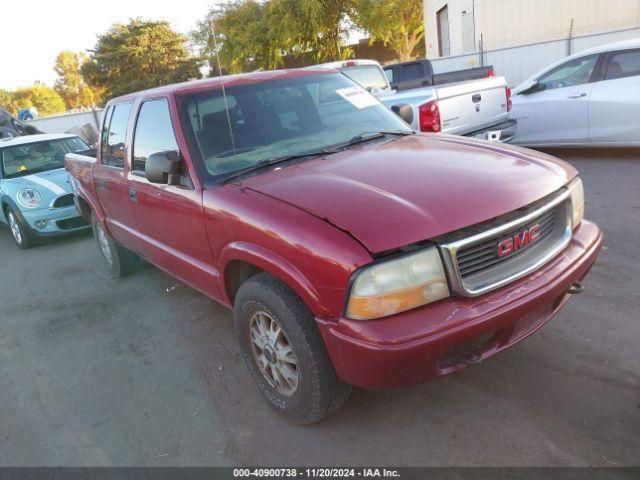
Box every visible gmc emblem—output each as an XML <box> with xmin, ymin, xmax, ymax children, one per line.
<box><xmin>497</xmin><ymin>224</ymin><xmax>541</xmax><ymax>257</ymax></box>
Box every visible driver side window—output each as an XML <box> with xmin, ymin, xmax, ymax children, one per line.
<box><xmin>537</xmin><ymin>54</ymin><xmax>599</xmax><ymax>91</ymax></box>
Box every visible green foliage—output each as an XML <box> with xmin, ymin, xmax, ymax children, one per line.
<box><xmin>353</xmin><ymin>0</ymin><xmax>424</xmax><ymax>61</ymax></box>
<box><xmin>270</xmin><ymin>0</ymin><xmax>355</xmax><ymax>64</ymax></box>
<box><xmin>11</xmin><ymin>84</ymin><xmax>66</xmax><ymax>116</ymax></box>
<box><xmin>193</xmin><ymin>0</ymin><xmax>355</xmax><ymax>74</ymax></box>
<box><xmin>0</xmin><ymin>89</ymin><xmax>20</xmax><ymax>115</ymax></box>
<box><xmin>82</xmin><ymin>19</ymin><xmax>202</xmax><ymax>101</ymax></box>
<box><xmin>193</xmin><ymin>1</ymin><xmax>282</xmax><ymax>74</ymax></box>
<box><xmin>54</xmin><ymin>51</ymin><xmax>99</xmax><ymax>109</ymax></box>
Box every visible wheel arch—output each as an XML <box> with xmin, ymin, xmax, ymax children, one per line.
<box><xmin>1</xmin><ymin>196</ymin><xmax>22</xmax><ymax>222</ymax></box>
<box><xmin>219</xmin><ymin>242</ymin><xmax>327</xmax><ymax>317</ymax></box>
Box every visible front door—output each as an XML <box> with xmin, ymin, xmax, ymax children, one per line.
<box><xmin>512</xmin><ymin>54</ymin><xmax>599</xmax><ymax>145</ymax></box>
<box><xmin>126</xmin><ymin>98</ymin><xmax>216</xmax><ymax>295</ymax></box>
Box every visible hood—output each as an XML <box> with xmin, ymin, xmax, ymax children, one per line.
<box><xmin>2</xmin><ymin>168</ymin><xmax>72</xmax><ymax>205</ymax></box>
<box><xmin>242</xmin><ymin>134</ymin><xmax>576</xmax><ymax>253</ymax></box>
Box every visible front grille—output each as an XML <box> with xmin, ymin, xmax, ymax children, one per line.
<box><xmin>52</xmin><ymin>193</ymin><xmax>75</xmax><ymax>209</ymax></box>
<box><xmin>457</xmin><ymin>208</ymin><xmax>556</xmax><ymax>278</ymax></box>
<box><xmin>56</xmin><ymin>217</ymin><xmax>88</xmax><ymax>230</ymax></box>
<box><xmin>439</xmin><ymin>189</ymin><xmax>573</xmax><ymax>296</ymax></box>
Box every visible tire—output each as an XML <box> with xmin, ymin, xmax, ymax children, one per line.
<box><xmin>91</xmin><ymin>214</ymin><xmax>139</xmax><ymax>278</ymax></box>
<box><xmin>5</xmin><ymin>207</ymin><xmax>33</xmax><ymax>249</ymax></box>
<box><xmin>234</xmin><ymin>272</ymin><xmax>352</xmax><ymax>424</ymax></box>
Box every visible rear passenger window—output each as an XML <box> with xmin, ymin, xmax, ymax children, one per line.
<box><xmin>604</xmin><ymin>49</ymin><xmax>640</xmax><ymax>80</ymax></box>
<box><xmin>132</xmin><ymin>99</ymin><xmax>179</xmax><ymax>174</ymax></box>
<box><xmin>401</xmin><ymin>63</ymin><xmax>424</xmax><ymax>81</ymax></box>
<box><xmin>103</xmin><ymin>102</ymin><xmax>132</xmax><ymax>168</ymax></box>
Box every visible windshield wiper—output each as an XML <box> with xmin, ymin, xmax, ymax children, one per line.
<box><xmin>338</xmin><ymin>130</ymin><xmax>414</xmax><ymax>149</ymax></box>
<box><xmin>218</xmin><ymin>130</ymin><xmax>413</xmax><ymax>184</ymax></box>
<box><xmin>219</xmin><ymin>148</ymin><xmax>334</xmax><ymax>184</ymax></box>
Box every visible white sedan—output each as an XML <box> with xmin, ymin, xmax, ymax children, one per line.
<box><xmin>510</xmin><ymin>38</ymin><xmax>640</xmax><ymax>147</ymax></box>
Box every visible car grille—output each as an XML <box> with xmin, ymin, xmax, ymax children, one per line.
<box><xmin>439</xmin><ymin>189</ymin><xmax>573</xmax><ymax>296</ymax></box>
<box><xmin>52</xmin><ymin>193</ymin><xmax>75</xmax><ymax>209</ymax></box>
<box><xmin>457</xmin><ymin>208</ymin><xmax>556</xmax><ymax>278</ymax></box>
<box><xmin>56</xmin><ymin>217</ymin><xmax>88</xmax><ymax>230</ymax></box>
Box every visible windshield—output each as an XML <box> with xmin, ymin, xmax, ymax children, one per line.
<box><xmin>178</xmin><ymin>73</ymin><xmax>409</xmax><ymax>183</ymax></box>
<box><xmin>1</xmin><ymin>137</ymin><xmax>89</xmax><ymax>179</ymax></box>
<box><xmin>340</xmin><ymin>65</ymin><xmax>390</xmax><ymax>90</ymax></box>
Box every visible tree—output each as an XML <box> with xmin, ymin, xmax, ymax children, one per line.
<box><xmin>11</xmin><ymin>84</ymin><xmax>66</xmax><ymax>116</ymax></box>
<box><xmin>54</xmin><ymin>51</ymin><xmax>99</xmax><ymax>109</ymax></box>
<box><xmin>193</xmin><ymin>0</ymin><xmax>355</xmax><ymax>74</ymax></box>
<box><xmin>82</xmin><ymin>19</ymin><xmax>202</xmax><ymax>100</ymax></box>
<box><xmin>0</xmin><ymin>90</ymin><xmax>19</xmax><ymax>115</ymax></box>
<box><xmin>354</xmin><ymin>0</ymin><xmax>424</xmax><ymax>61</ymax></box>
<box><xmin>270</xmin><ymin>0</ymin><xmax>355</xmax><ymax>63</ymax></box>
<box><xmin>193</xmin><ymin>1</ymin><xmax>282</xmax><ymax>74</ymax></box>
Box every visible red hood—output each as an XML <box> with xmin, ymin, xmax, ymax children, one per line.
<box><xmin>242</xmin><ymin>134</ymin><xmax>576</xmax><ymax>253</ymax></box>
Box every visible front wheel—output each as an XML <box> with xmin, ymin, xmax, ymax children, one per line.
<box><xmin>6</xmin><ymin>208</ymin><xmax>33</xmax><ymax>249</ymax></box>
<box><xmin>234</xmin><ymin>272</ymin><xmax>351</xmax><ymax>424</ymax></box>
<box><xmin>92</xmin><ymin>214</ymin><xmax>139</xmax><ymax>278</ymax></box>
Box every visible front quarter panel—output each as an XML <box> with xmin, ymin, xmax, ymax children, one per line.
<box><xmin>203</xmin><ymin>185</ymin><xmax>373</xmax><ymax>318</ymax></box>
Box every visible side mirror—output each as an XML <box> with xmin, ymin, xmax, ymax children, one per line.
<box><xmin>391</xmin><ymin>103</ymin><xmax>414</xmax><ymax>125</ymax></box>
<box><xmin>145</xmin><ymin>150</ymin><xmax>182</xmax><ymax>184</ymax></box>
<box><xmin>519</xmin><ymin>80</ymin><xmax>542</xmax><ymax>95</ymax></box>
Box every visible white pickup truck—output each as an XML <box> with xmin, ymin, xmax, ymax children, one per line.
<box><xmin>313</xmin><ymin>59</ymin><xmax>517</xmax><ymax>142</ymax></box>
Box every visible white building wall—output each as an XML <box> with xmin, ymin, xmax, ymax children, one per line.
<box><xmin>424</xmin><ymin>0</ymin><xmax>640</xmax><ymax>57</ymax></box>
<box><xmin>428</xmin><ymin>25</ymin><xmax>640</xmax><ymax>86</ymax></box>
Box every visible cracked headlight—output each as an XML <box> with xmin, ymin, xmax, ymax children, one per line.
<box><xmin>346</xmin><ymin>246</ymin><xmax>450</xmax><ymax>320</ymax></box>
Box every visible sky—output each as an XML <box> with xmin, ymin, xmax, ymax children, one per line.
<box><xmin>2</xmin><ymin>0</ymin><xmax>220</xmax><ymax>90</ymax></box>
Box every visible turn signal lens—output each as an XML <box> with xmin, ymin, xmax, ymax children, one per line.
<box><xmin>346</xmin><ymin>247</ymin><xmax>450</xmax><ymax>320</ymax></box>
<box><xmin>568</xmin><ymin>177</ymin><xmax>584</xmax><ymax>228</ymax></box>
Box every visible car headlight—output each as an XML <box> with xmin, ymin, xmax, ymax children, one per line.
<box><xmin>568</xmin><ymin>177</ymin><xmax>584</xmax><ymax>228</ymax></box>
<box><xmin>17</xmin><ymin>188</ymin><xmax>43</xmax><ymax>208</ymax></box>
<box><xmin>346</xmin><ymin>246</ymin><xmax>450</xmax><ymax>320</ymax></box>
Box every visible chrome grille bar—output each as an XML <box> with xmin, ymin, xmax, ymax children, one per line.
<box><xmin>439</xmin><ymin>189</ymin><xmax>573</xmax><ymax>296</ymax></box>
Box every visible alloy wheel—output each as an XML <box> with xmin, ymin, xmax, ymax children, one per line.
<box><xmin>96</xmin><ymin>222</ymin><xmax>112</xmax><ymax>266</ymax></box>
<box><xmin>7</xmin><ymin>212</ymin><xmax>22</xmax><ymax>245</ymax></box>
<box><xmin>249</xmin><ymin>310</ymin><xmax>299</xmax><ymax>396</ymax></box>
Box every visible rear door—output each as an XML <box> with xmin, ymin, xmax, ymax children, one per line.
<box><xmin>93</xmin><ymin>102</ymin><xmax>137</xmax><ymax>244</ymax></box>
<box><xmin>588</xmin><ymin>48</ymin><xmax>640</xmax><ymax>145</ymax></box>
<box><xmin>511</xmin><ymin>54</ymin><xmax>599</xmax><ymax>145</ymax></box>
<box><xmin>127</xmin><ymin>97</ymin><xmax>215</xmax><ymax>292</ymax></box>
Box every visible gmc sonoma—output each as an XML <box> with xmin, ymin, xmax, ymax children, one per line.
<box><xmin>65</xmin><ymin>69</ymin><xmax>603</xmax><ymax>424</ymax></box>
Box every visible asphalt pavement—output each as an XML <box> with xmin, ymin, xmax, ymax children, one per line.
<box><xmin>0</xmin><ymin>148</ymin><xmax>638</xmax><ymax>466</ymax></box>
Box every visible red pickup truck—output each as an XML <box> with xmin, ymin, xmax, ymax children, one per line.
<box><xmin>65</xmin><ymin>69</ymin><xmax>602</xmax><ymax>423</ymax></box>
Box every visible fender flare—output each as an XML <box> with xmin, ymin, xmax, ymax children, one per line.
<box><xmin>1</xmin><ymin>195</ymin><xmax>24</xmax><ymax>222</ymax></box>
<box><xmin>218</xmin><ymin>241</ymin><xmax>327</xmax><ymax>317</ymax></box>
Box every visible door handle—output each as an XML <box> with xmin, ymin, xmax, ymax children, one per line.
<box><xmin>128</xmin><ymin>188</ymin><xmax>138</xmax><ymax>203</ymax></box>
<box><xmin>567</xmin><ymin>92</ymin><xmax>587</xmax><ymax>99</ymax></box>
<box><xmin>97</xmin><ymin>179</ymin><xmax>106</xmax><ymax>191</ymax></box>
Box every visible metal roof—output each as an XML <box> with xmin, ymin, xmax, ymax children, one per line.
<box><xmin>0</xmin><ymin>133</ymin><xmax>78</xmax><ymax>148</ymax></box>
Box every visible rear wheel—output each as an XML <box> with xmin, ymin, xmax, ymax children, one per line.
<box><xmin>5</xmin><ymin>208</ymin><xmax>33</xmax><ymax>249</ymax></box>
<box><xmin>92</xmin><ymin>214</ymin><xmax>139</xmax><ymax>278</ymax></box>
<box><xmin>234</xmin><ymin>272</ymin><xmax>351</xmax><ymax>424</ymax></box>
